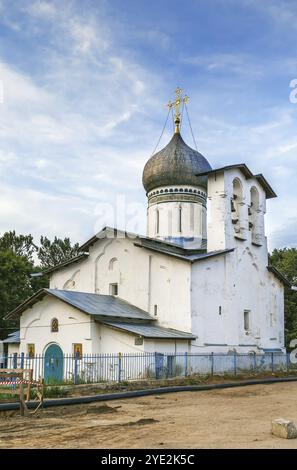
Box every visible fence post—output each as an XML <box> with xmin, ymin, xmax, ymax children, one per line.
<box><xmin>253</xmin><ymin>352</ymin><xmax>256</xmax><ymax>372</ymax></box>
<box><xmin>20</xmin><ymin>352</ymin><xmax>24</xmax><ymax>370</ymax></box>
<box><xmin>211</xmin><ymin>352</ymin><xmax>214</xmax><ymax>376</ymax></box>
<box><xmin>184</xmin><ymin>352</ymin><xmax>188</xmax><ymax>377</ymax></box>
<box><xmin>74</xmin><ymin>352</ymin><xmax>79</xmax><ymax>385</ymax></box>
<box><xmin>118</xmin><ymin>353</ymin><xmax>122</xmax><ymax>383</ymax></box>
<box><xmin>233</xmin><ymin>352</ymin><xmax>237</xmax><ymax>376</ymax></box>
<box><xmin>271</xmin><ymin>352</ymin><xmax>274</xmax><ymax>373</ymax></box>
<box><xmin>13</xmin><ymin>353</ymin><xmax>17</xmax><ymax>369</ymax></box>
<box><xmin>286</xmin><ymin>352</ymin><xmax>290</xmax><ymax>372</ymax></box>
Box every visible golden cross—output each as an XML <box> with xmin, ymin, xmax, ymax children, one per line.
<box><xmin>167</xmin><ymin>87</ymin><xmax>189</xmax><ymax>133</ymax></box>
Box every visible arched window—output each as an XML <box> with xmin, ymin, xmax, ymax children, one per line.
<box><xmin>231</xmin><ymin>178</ymin><xmax>243</xmax><ymax>237</ymax></box>
<box><xmin>109</xmin><ymin>257</ymin><xmax>118</xmax><ymax>271</ymax></box>
<box><xmin>249</xmin><ymin>187</ymin><xmax>261</xmax><ymax>245</ymax></box>
<box><xmin>51</xmin><ymin>318</ymin><xmax>59</xmax><ymax>333</ymax></box>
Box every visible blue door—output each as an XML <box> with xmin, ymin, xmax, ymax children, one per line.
<box><xmin>44</xmin><ymin>344</ymin><xmax>64</xmax><ymax>384</ymax></box>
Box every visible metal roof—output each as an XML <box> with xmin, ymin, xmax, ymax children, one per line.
<box><xmin>102</xmin><ymin>321</ymin><xmax>196</xmax><ymax>339</ymax></box>
<box><xmin>42</xmin><ymin>253</ymin><xmax>89</xmax><ymax>275</ymax></box>
<box><xmin>134</xmin><ymin>240</ymin><xmax>234</xmax><ymax>263</ymax></box>
<box><xmin>5</xmin><ymin>288</ymin><xmax>154</xmax><ymax>322</ymax></box>
<box><xmin>142</xmin><ymin>132</ymin><xmax>212</xmax><ymax>192</ymax></box>
<box><xmin>197</xmin><ymin>164</ymin><xmax>277</xmax><ymax>199</ymax></box>
<box><xmin>2</xmin><ymin>331</ymin><xmax>20</xmax><ymax>343</ymax></box>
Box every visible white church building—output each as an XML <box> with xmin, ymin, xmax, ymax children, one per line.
<box><xmin>4</xmin><ymin>90</ymin><xmax>288</xmax><ymax>365</ymax></box>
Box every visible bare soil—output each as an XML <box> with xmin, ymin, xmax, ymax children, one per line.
<box><xmin>1</xmin><ymin>381</ymin><xmax>297</xmax><ymax>449</ymax></box>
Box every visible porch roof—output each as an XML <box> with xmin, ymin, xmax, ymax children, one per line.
<box><xmin>102</xmin><ymin>321</ymin><xmax>196</xmax><ymax>340</ymax></box>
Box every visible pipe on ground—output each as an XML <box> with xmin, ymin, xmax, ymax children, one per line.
<box><xmin>1</xmin><ymin>376</ymin><xmax>297</xmax><ymax>412</ymax></box>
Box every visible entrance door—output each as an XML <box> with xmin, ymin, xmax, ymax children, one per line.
<box><xmin>44</xmin><ymin>344</ymin><xmax>64</xmax><ymax>384</ymax></box>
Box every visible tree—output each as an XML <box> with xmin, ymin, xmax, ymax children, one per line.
<box><xmin>269</xmin><ymin>248</ymin><xmax>297</xmax><ymax>348</ymax></box>
<box><xmin>0</xmin><ymin>231</ymin><xmax>79</xmax><ymax>339</ymax></box>
<box><xmin>0</xmin><ymin>250</ymin><xmax>34</xmax><ymax>339</ymax></box>
<box><xmin>38</xmin><ymin>236</ymin><xmax>80</xmax><ymax>268</ymax></box>
<box><xmin>0</xmin><ymin>231</ymin><xmax>37</xmax><ymax>261</ymax></box>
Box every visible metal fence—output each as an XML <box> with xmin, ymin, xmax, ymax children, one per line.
<box><xmin>0</xmin><ymin>352</ymin><xmax>296</xmax><ymax>385</ymax></box>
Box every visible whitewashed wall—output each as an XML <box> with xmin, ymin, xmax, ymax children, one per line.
<box><xmin>19</xmin><ymin>297</ymin><xmax>92</xmax><ymax>355</ymax></box>
<box><xmin>50</xmin><ymin>236</ymin><xmax>192</xmax><ymax>333</ymax></box>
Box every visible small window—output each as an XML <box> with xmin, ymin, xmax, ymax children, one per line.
<box><xmin>219</xmin><ymin>306</ymin><xmax>222</xmax><ymax>315</ymax></box>
<box><xmin>51</xmin><ymin>318</ymin><xmax>59</xmax><ymax>333</ymax></box>
<box><xmin>135</xmin><ymin>336</ymin><xmax>143</xmax><ymax>346</ymax></box>
<box><xmin>73</xmin><ymin>343</ymin><xmax>83</xmax><ymax>359</ymax></box>
<box><xmin>154</xmin><ymin>305</ymin><xmax>158</xmax><ymax>316</ymax></box>
<box><xmin>109</xmin><ymin>283</ymin><xmax>118</xmax><ymax>296</ymax></box>
<box><xmin>244</xmin><ymin>310</ymin><xmax>251</xmax><ymax>331</ymax></box>
<box><xmin>27</xmin><ymin>344</ymin><xmax>35</xmax><ymax>358</ymax></box>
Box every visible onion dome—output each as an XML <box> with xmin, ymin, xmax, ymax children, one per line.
<box><xmin>142</xmin><ymin>132</ymin><xmax>212</xmax><ymax>193</ymax></box>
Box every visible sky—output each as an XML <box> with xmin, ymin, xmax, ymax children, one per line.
<box><xmin>0</xmin><ymin>0</ymin><xmax>296</xmax><ymax>251</ymax></box>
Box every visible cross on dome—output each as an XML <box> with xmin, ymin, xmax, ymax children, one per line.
<box><xmin>167</xmin><ymin>87</ymin><xmax>189</xmax><ymax>134</ymax></box>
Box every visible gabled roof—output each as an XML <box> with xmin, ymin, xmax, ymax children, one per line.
<box><xmin>267</xmin><ymin>266</ymin><xmax>291</xmax><ymax>287</ymax></box>
<box><xmin>102</xmin><ymin>321</ymin><xmax>196</xmax><ymax>340</ymax></box>
<box><xmin>5</xmin><ymin>289</ymin><xmax>154</xmax><ymax>322</ymax></box>
<box><xmin>42</xmin><ymin>253</ymin><xmax>89</xmax><ymax>275</ymax></box>
<box><xmin>2</xmin><ymin>330</ymin><xmax>20</xmax><ymax>344</ymax></box>
<box><xmin>197</xmin><ymin>163</ymin><xmax>277</xmax><ymax>199</ymax></box>
<box><xmin>134</xmin><ymin>238</ymin><xmax>234</xmax><ymax>262</ymax></box>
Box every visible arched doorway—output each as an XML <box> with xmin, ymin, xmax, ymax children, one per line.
<box><xmin>44</xmin><ymin>344</ymin><xmax>64</xmax><ymax>384</ymax></box>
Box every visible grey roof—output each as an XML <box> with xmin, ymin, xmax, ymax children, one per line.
<box><xmin>42</xmin><ymin>253</ymin><xmax>89</xmax><ymax>275</ymax></box>
<box><xmin>197</xmin><ymin>164</ymin><xmax>277</xmax><ymax>199</ymax></box>
<box><xmin>134</xmin><ymin>239</ymin><xmax>234</xmax><ymax>263</ymax></box>
<box><xmin>5</xmin><ymin>288</ymin><xmax>154</xmax><ymax>322</ymax></box>
<box><xmin>102</xmin><ymin>321</ymin><xmax>196</xmax><ymax>339</ymax></box>
<box><xmin>3</xmin><ymin>331</ymin><xmax>20</xmax><ymax>343</ymax></box>
<box><xmin>142</xmin><ymin>132</ymin><xmax>212</xmax><ymax>193</ymax></box>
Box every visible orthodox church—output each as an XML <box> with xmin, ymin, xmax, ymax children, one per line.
<box><xmin>4</xmin><ymin>89</ymin><xmax>288</xmax><ymax>361</ymax></box>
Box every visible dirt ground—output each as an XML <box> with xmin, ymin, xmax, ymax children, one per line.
<box><xmin>1</xmin><ymin>381</ymin><xmax>297</xmax><ymax>449</ymax></box>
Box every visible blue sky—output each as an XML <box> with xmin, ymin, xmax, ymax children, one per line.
<box><xmin>0</xmin><ymin>0</ymin><xmax>296</xmax><ymax>250</ymax></box>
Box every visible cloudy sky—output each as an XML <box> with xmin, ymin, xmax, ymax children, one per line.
<box><xmin>0</xmin><ymin>0</ymin><xmax>296</xmax><ymax>251</ymax></box>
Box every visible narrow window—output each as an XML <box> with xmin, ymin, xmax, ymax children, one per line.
<box><xmin>27</xmin><ymin>344</ymin><xmax>35</xmax><ymax>358</ymax></box>
<box><xmin>178</xmin><ymin>205</ymin><xmax>182</xmax><ymax>233</ymax></box>
<box><xmin>109</xmin><ymin>283</ymin><xmax>118</xmax><ymax>296</ymax></box>
<box><xmin>219</xmin><ymin>306</ymin><xmax>222</xmax><ymax>315</ymax></box>
<box><xmin>190</xmin><ymin>204</ymin><xmax>194</xmax><ymax>231</ymax></box>
<box><xmin>156</xmin><ymin>208</ymin><xmax>160</xmax><ymax>235</ymax></box>
<box><xmin>73</xmin><ymin>343</ymin><xmax>83</xmax><ymax>359</ymax></box>
<box><xmin>51</xmin><ymin>318</ymin><xmax>59</xmax><ymax>333</ymax></box>
<box><xmin>154</xmin><ymin>305</ymin><xmax>158</xmax><ymax>316</ymax></box>
<box><xmin>244</xmin><ymin>310</ymin><xmax>251</xmax><ymax>331</ymax></box>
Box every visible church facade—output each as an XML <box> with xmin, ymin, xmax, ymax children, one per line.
<box><xmin>4</xmin><ymin>91</ymin><xmax>288</xmax><ymax>359</ymax></box>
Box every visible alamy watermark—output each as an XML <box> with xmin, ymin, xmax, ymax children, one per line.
<box><xmin>289</xmin><ymin>79</ymin><xmax>297</xmax><ymax>103</ymax></box>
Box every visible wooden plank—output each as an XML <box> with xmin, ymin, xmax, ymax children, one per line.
<box><xmin>0</xmin><ymin>373</ymin><xmax>23</xmax><ymax>378</ymax></box>
<box><xmin>0</xmin><ymin>389</ymin><xmax>20</xmax><ymax>395</ymax></box>
<box><xmin>0</xmin><ymin>369</ymin><xmax>26</xmax><ymax>373</ymax></box>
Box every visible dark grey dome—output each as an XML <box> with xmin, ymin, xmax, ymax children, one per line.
<box><xmin>142</xmin><ymin>132</ymin><xmax>212</xmax><ymax>193</ymax></box>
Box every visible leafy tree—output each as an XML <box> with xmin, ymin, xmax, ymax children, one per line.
<box><xmin>38</xmin><ymin>236</ymin><xmax>80</xmax><ymax>268</ymax></box>
<box><xmin>269</xmin><ymin>248</ymin><xmax>297</xmax><ymax>348</ymax></box>
<box><xmin>0</xmin><ymin>250</ymin><xmax>34</xmax><ymax>339</ymax></box>
<box><xmin>0</xmin><ymin>231</ymin><xmax>79</xmax><ymax>339</ymax></box>
<box><xmin>0</xmin><ymin>230</ymin><xmax>37</xmax><ymax>261</ymax></box>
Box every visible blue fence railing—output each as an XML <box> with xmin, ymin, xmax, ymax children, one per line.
<box><xmin>0</xmin><ymin>352</ymin><xmax>295</xmax><ymax>385</ymax></box>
